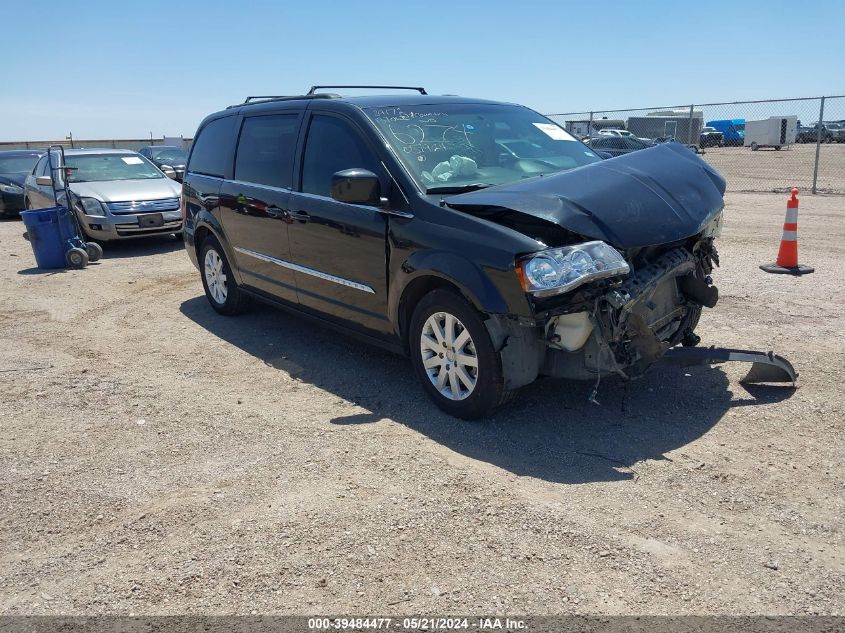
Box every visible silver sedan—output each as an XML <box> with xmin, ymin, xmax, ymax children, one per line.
<box><xmin>24</xmin><ymin>148</ymin><xmax>183</xmax><ymax>242</ymax></box>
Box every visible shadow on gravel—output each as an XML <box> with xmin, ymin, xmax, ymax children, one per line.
<box><xmin>16</xmin><ymin>235</ymin><xmax>181</xmax><ymax>274</ymax></box>
<box><xmin>181</xmin><ymin>296</ymin><xmax>795</xmax><ymax>485</ymax></box>
<box><xmin>95</xmin><ymin>235</ymin><xmax>183</xmax><ymax>260</ymax></box>
<box><xmin>17</xmin><ymin>266</ymin><xmax>71</xmax><ymax>275</ymax></box>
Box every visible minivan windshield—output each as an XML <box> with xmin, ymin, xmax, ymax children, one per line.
<box><xmin>364</xmin><ymin>104</ymin><xmax>602</xmax><ymax>193</ymax></box>
<box><xmin>64</xmin><ymin>153</ymin><xmax>163</xmax><ymax>183</ymax></box>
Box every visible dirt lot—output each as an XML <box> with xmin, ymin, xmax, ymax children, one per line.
<box><xmin>701</xmin><ymin>143</ymin><xmax>845</xmax><ymax>194</ymax></box>
<box><xmin>1</xmin><ymin>191</ymin><xmax>843</xmax><ymax>616</ymax></box>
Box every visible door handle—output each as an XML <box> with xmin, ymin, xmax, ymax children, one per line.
<box><xmin>266</xmin><ymin>205</ymin><xmax>288</xmax><ymax>219</ymax></box>
<box><xmin>294</xmin><ymin>210</ymin><xmax>310</xmax><ymax>223</ymax></box>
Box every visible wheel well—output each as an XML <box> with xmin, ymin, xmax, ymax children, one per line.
<box><xmin>194</xmin><ymin>225</ymin><xmax>210</xmax><ymax>258</ymax></box>
<box><xmin>398</xmin><ymin>275</ymin><xmax>469</xmax><ymax>351</ymax></box>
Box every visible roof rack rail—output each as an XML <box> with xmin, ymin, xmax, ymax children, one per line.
<box><xmin>244</xmin><ymin>95</ymin><xmax>288</xmax><ymax>103</ymax></box>
<box><xmin>307</xmin><ymin>85</ymin><xmax>428</xmax><ymax>95</ymax></box>
<box><xmin>226</xmin><ymin>94</ymin><xmax>338</xmax><ymax>109</ymax></box>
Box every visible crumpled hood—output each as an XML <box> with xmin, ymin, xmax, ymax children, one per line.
<box><xmin>445</xmin><ymin>142</ymin><xmax>726</xmax><ymax>249</ymax></box>
<box><xmin>69</xmin><ymin>178</ymin><xmax>181</xmax><ymax>202</ymax></box>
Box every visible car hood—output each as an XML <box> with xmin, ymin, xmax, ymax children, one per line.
<box><xmin>444</xmin><ymin>142</ymin><xmax>726</xmax><ymax>249</ymax></box>
<box><xmin>69</xmin><ymin>178</ymin><xmax>181</xmax><ymax>202</ymax></box>
<box><xmin>0</xmin><ymin>173</ymin><xmax>27</xmax><ymax>187</ymax></box>
<box><xmin>154</xmin><ymin>159</ymin><xmax>187</xmax><ymax>168</ymax></box>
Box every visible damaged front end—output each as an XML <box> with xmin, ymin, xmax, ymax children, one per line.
<box><xmin>447</xmin><ymin>143</ymin><xmax>796</xmax><ymax>389</ymax></box>
<box><xmin>539</xmin><ymin>234</ymin><xmax>720</xmax><ymax>382</ymax></box>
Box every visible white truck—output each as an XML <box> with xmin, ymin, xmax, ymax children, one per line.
<box><xmin>744</xmin><ymin>116</ymin><xmax>797</xmax><ymax>150</ymax></box>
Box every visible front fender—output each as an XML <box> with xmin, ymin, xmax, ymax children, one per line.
<box><xmin>389</xmin><ymin>249</ymin><xmax>516</xmax><ymax>327</ymax></box>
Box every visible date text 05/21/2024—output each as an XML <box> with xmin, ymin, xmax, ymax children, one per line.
<box><xmin>307</xmin><ymin>617</ymin><xmax>527</xmax><ymax>630</ymax></box>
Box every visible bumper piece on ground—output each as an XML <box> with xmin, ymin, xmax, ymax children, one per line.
<box><xmin>658</xmin><ymin>346</ymin><xmax>797</xmax><ymax>385</ymax></box>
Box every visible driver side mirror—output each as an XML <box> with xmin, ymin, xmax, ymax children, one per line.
<box><xmin>331</xmin><ymin>169</ymin><xmax>381</xmax><ymax>205</ymax></box>
<box><xmin>36</xmin><ymin>176</ymin><xmax>53</xmax><ymax>187</ymax></box>
<box><xmin>160</xmin><ymin>165</ymin><xmax>178</xmax><ymax>180</ymax></box>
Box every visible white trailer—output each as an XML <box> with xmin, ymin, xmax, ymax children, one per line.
<box><xmin>744</xmin><ymin>116</ymin><xmax>797</xmax><ymax>150</ymax></box>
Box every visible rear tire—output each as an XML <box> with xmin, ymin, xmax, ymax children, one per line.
<box><xmin>200</xmin><ymin>236</ymin><xmax>249</xmax><ymax>315</ymax></box>
<box><xmin>85</xmin><ymin>242</ymin><xmax>103</xmax><ymax>262</ymax></box>
<box><xmin>409</xmin><ymin>289</ymin><xmax>511</xmax><ymax>420</ymax></box>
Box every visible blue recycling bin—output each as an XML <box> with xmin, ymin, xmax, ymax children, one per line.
<box><xmin>21</xmin><ymin>207</ymin><xmax>75</xmax><ymax>269</ymax></box>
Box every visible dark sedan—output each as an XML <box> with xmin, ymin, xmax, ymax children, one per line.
<box><xmin>138</xmin><ymin>145</ymin><xmax>188</xmax><ymax>181</ymax></box>
<box><xmin>0</xmin><ymin>150</ymin><xmax>43</xmax><ymax>217</ymax></box>
<box><xmin>588</xmin><ymin>135</ymin><xmax>654</xmax><ymax>157</ymax></box>
<box><xmin>699</xmin><ymin>127</ymin><xmax>724</xmax><ymax>148</ymax></box>
<box><xmin>796</xmin><ymin>123</ymin><xmax>833</xmax><ymax>144</ymax></box>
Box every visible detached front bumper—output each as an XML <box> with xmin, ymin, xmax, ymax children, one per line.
<box><xmin>79</xmin><ymin>209</ymin><xmax>183</xmax><ymax>240</ymax></box>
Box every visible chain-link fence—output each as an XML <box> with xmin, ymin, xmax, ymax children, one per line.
<box><xmin>0</xmin><ymin>137</ymin><xmax>193</xmax><ymax>152</ymax></box>
<box><xmin>546</xmin><ymin>95</ymin><xmax>845</xmax><ymax>194</ymax></box>
<box><xmin>3</xmin><ymin>96</ymin><xmax>844</xmax><ymax>193</ymax></box>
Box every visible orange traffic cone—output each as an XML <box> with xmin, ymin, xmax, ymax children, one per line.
<box><xmin>760</xmin><ymin>188</ymin><xmax>814</xmax><ymax>275</ymax></box>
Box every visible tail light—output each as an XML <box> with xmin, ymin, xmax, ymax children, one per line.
<box><xmin>180</xmin><ymin>190</ymin><xmax>187</xmax><ymax>223</ymax></box>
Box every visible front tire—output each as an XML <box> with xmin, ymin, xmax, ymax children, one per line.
<box><xmin>409</xmin><ymin>289</ymin><xmax>511</xmax><ymax>420</ymax></box>
<box><xmin>200</xmin><ymin>236</ymin><xmax>249</xmax><ymax>315</ymax></box>
<box><xmin>66</xmin><ymin>247</ymin><xmax>88</xmax><ymax>269</ymax></box>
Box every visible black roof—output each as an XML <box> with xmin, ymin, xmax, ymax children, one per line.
<box><xmin>197</xmin><ymin>89</ymin><xmax>519</xmax><ymax>132</ymax></box>
<box><xmin>0</xmin><ymin>149</ymin><xmax>44</xmax><ymax>156</ymax></box>
<box><xmin>221</xmin><ymin>93</ymin><xmax>509</xmax><ymax>116</ymax></box>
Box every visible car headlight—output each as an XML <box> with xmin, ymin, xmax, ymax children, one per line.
<box><xmin>515</xmin><ymin>241</ymin><xmax>630</xmax><ymax>297</ymax></box>
<box><xmin>702</xmin><ymin>211</ymin><xmax>724</xmax><ymax>238</ymax></box>
<box><xmin>75</xmin><ymin>197</ymin><xmax>106</xmax><ymax>217</ymax></box>
<box><xmin>0</xmin><ymin>182</ymin><xmax>23</xmax><ymax>194</ymax></box>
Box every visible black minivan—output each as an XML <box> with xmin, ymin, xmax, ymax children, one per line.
<box><xmin>182</xmin><ymin>86</ymin><xmax>727</xmax><ymax>419</ymax></box>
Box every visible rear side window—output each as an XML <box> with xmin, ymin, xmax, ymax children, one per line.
<box><xmin>234</xmin><ymin>114</ymin><xmax>300</xmax><ymax>189</ymax></box>
<box><xmin>301</xmin><ymin>115</ymin><xmax>379</xmax><ymax>196</ymax></box>
<box><xmin>188</xmin><ymin>116</ymin><xmax>236</xmax><ymax>177</ymax></box>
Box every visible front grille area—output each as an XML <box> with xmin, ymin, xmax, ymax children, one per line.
<box><xmin>114</xmin><ymin>219</ymin><xmax>182</xmax><ymax>236</ymax></box>
<box><xmin>106</xmin><ymin>198</ymin><xmax>180</xmax><ymax>214</ymax></box>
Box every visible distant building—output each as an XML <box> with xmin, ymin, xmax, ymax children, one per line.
<box><xmin>627</xmin><ymin>110</ymin><xmax>704</xmax><ymax>143</ymax></box>
<box><xmin>565</xmin><ymin>117</ymin><xmax>625</xmax><ymax>137</ymax></box>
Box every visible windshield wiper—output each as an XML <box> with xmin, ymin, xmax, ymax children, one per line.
<box><xmin>425</xmin><ymin>182</ymin><xmax>494</xmax><ymax>194</ymax></box>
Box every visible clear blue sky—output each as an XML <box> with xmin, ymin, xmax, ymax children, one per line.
<box><xmin>2</xmin><ymin>0</ymin><xmax>841</xmax><ymax>141</ymax></box>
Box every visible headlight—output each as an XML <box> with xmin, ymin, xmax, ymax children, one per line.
<box><xmin>702</xmin><ymin>211</ymin><xmax>723</xmax><ymax>238</ymax></box>
<box><xmin>0</xmin><ymin>182</ymin><xmax>23</xmax><ymax>194</ymax></box>
<box><xmin>515</xmin><ymin>241</ymin><xmax>630</xmax><ymax>297</ymax></box>
<box><xmin>75</xmin><ymin>197</ymin><xmax>106</xmax><ymax>217</ymax></box>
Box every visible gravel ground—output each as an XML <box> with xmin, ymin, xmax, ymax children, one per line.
<box><xmin>700</xmin><ymin>143</ymin><xmax>845</xmax><ymax>194</ymax></box>
<box><xmin>0</xmin><ymin>191</ymin><xmax>843</xmax><ymax>616</ymax></box>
